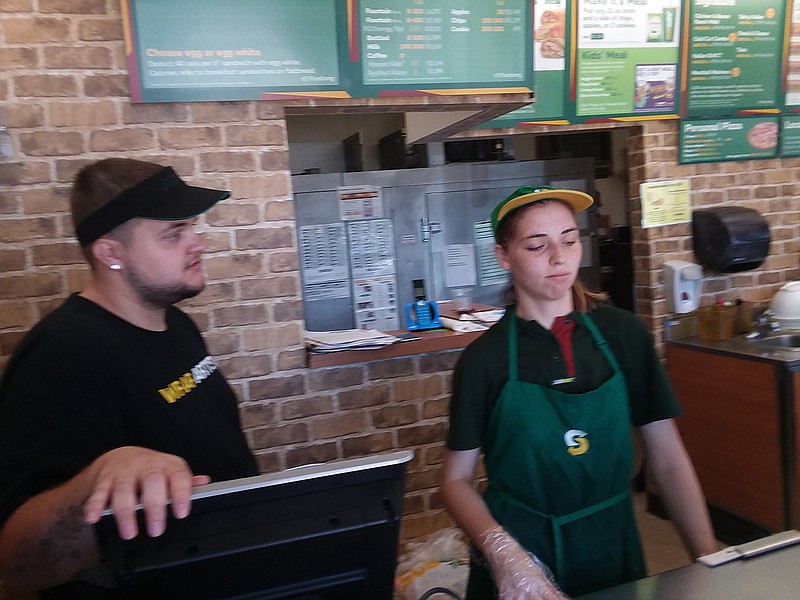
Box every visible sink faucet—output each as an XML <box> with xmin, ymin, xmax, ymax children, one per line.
<box><xmin>751</xmin><ymin>311</ymin><xmax>780</xmax><ymax>339</ymax></box>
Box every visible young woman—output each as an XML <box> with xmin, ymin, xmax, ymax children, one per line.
<box><xmin>440</xmin><ymin>186</ymin><xmax>717</xmax><ymax>599</ymax></box>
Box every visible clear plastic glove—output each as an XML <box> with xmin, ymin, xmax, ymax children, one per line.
<box><xmin>479</xmin><ymin>525</ymin><xmax>570</xmax><ymax>600</ymax></box>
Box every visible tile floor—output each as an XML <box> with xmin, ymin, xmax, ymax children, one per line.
<box><xmin>633</xmin><ymin>491</ymin><xmax>695</xmax><ymax>576</ymax></box>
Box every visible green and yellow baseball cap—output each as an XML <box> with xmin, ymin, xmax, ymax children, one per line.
<box><xmin>491</xmin><ymin>185</ymin><xmax>593</xmax><ymax>238</ymax></box>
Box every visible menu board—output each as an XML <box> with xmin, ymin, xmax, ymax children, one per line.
<box><xmin>779</xmin><ymin>115</ymin><xmax>800</xmax><ymax>156</ymax></box>
<box><xmin>678</xmin><ymin>115</ymin><xmax>779</xmax><ymax>163</ymax></box>
<box><xmin>785</xmin><ymin>2</ymin><xmax>800</xmax><ymax>111</ymax></box>
<box><xmin>124</xmin><ymin>0</ymin><xmax>345</xmax><ymax>102</ymax></box>
<box><xmin>122</xmin><ymin>0</ymin><xmax>534</xmax><ymax>103</ymax></box>
<box><xmin>571</xmin><ymin>0</ymin><xmax>681</xmax><ymax>121</ymax></box>
<box><xmin>477</xmin><ymin>0</ymin><xmax>569</xmax><ymax>128</ymax></box>
<box><xmin>681</xmin><ymin>0</ymin><xmax>786</xmax><ymax>118</ymax></box>
<box><xmin>353</xmin><ymin>0</ymin><xmax>531</xmax><ymax>93</ymax></box>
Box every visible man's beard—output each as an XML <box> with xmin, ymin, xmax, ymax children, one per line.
<box><xmin>126</xmin><ymin>262</ymin><xmax>204</xmax><ymax>308</ymax></box>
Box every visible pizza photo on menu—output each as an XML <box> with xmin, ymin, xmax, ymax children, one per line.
<box><xmin>746</xmin><ymin>121</ymin><xmax>778</xmax><ymax>150</ymax></box>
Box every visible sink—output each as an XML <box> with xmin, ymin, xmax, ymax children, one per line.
<box><xmin>750</xmin><ymin>334</ymin><xmax>800</xmax><ymax>349</ymax></box>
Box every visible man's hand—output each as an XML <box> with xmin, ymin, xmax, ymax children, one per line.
<box><xmin>83</xmin><ymin>446</ymin><xmax>210</xmax><ymax>539</ymax></box>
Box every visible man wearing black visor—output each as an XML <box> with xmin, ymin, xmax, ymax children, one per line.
<box><xmin>0</xmin><ymin>159</ymin><xmax>258</xmax><ymax>597</ymax></box>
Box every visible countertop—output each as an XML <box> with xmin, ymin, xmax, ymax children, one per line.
<box><xmin>576</xmin><ymin>537</ymin><xmax>800</xmax><ymax>600</ymax></box>
<box><xmin>306</xmin><ymin>301</ymin><xmax>499</xmax><ymax>368</ymax></box>
<box><xmin>666</xmin><ymin>333</ymin><xmax>800</xmax><ymax>368</ymax></box>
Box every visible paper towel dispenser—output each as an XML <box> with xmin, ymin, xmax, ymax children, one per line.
<box><xmin>692</xmin><ymin>207</ymin><xmax>770</xmax><ymax>273</ymax></box>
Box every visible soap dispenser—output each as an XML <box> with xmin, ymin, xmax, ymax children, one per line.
<box><xmin>663</xmin><ymin>260</ymin><xmax>703</xmax><ymax>314</ymax></box>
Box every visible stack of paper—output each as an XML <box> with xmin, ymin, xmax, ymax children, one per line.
<box><xmin>305</xmin><ymin>329</ymin><xmax>400</xmax><ymax>353</ymax></box>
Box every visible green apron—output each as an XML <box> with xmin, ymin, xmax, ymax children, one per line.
<box><xmin>466</xmin><ymin>310</ymin><xmax>645</xmax><ymax>599</ymax></box>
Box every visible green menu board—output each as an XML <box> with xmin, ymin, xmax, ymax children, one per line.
<box><xmin>679</xmin><ymin>115</ymin><xmax>779</xmax><ymax>163</ymax></box>
<box><xmin>354</xmin><ymin>0</ymin><xmax>530</xmax><ymax>92</ymax></box>
<box><xmin>477</xmin><ymin>0</ymin><xmax>568</xmax><ymax>128</ymax></box>
<box><xmin>784</xmin><ymin>1</ymin><xmax>800</xmax><ymax>112</ymax></box>
<box><xmin>123</xmin><ymin>0</ymin><xmax>534</xmax><ymax>103</ymax></box>
<box><xmin>570</xmin><ymin>0</ymin><xmax>681</xmax><ymax>122</ymax></box>
<box><xmin>681</xmin><ymin>0</ymin><xmax>786</xmax><ymax>118</ymax></box>
<box><xmin>126</xmin><ymin>0</ymin><xmax>345</xmax><ymax>102</ymax></box>
<box><xmin>780</xmin><ymin>115</ymin><xmax>800</xmax><ymax>157</ymax></box>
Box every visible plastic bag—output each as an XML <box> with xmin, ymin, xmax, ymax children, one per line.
<box><xmin>395</xmin><ymin>528</ymin><xmax>469</xmax><ymax>600</ymax></box>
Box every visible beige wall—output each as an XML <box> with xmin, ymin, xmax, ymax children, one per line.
<box><xmin>0</xmin><ymin>1</ymin><xmax>798</xmax><ymax>548</ymax></box>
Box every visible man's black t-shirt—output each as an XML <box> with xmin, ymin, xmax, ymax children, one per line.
<box><xmin>0</xmin><ymin>294</ymin><xmax>258</xmax><ymax>597</ymax></box>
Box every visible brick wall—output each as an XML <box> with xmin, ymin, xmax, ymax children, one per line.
<box><xmin>627</xmin><ymin>120</ymin><xmax>800</xmax><ymax>343</ymax></box>
<box><xmin>1</xmin><ymin>2</ymin><xmax>799</xmax><ymax>552</ymax></box>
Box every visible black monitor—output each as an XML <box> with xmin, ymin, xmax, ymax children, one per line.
<box><xmin>84</xmin><ymin>451</ymin><xmax>413</xmax><ymax>599</ymax></box>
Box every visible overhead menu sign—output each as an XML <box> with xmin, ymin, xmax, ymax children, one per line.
<box><xmin>478</xmin><ymin>0</ymin><xmax>569</xmax><ymax>128</ymax></box>
<box><xmin>784</xmin><ymin>2</ymin><xmax>800</xmax><ymax>111</ymax></box>
<box><xmin>124</xmin><ymin>0</ymin><xmax>344</xmax><ymax>102</ymax></box>
<box><xmin>122</xmin><ymin>0</ymin><xmax>534</xmax><ymax>103</ymax></box>
<box><xmin>570</xmin><ymin>0</ymin><xmax>682</xmax><ymax>122</ymax></box>
<box><xmin>679</xmin><ymin>115</ymin><xmax>779</xmax><ymax>163</ymax></box>
<box><xmin>354</xmin><ymin>0</ymin><xmax>530</xmax><ymax>91</ymax></box>
<box><xmin>681</xmin><ymin>0</ymin><xmax>786</xmax><ymax>118</ymax></box>
<box><xmin>779</xmin><ymin>115</ymin><xmax>800</xmax><ymax>157</ymax></box>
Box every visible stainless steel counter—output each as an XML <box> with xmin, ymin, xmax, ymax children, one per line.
<box><xmin>666</xmin><ymin>334</ymin><xmax>800</xmax><ymax>369</ymax></box>
<box><xmin>577</xmin><ymin>541</ymin><xmax>800</xmax><ymax>600</ymax></box>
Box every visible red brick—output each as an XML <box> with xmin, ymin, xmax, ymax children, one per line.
<box><xmin>0</xmin><ymin>272</ymin><xmax>62</xmax><ymax>298</ymax></box>
<box><xmin>236</xmin><ymin>226</ymin><xmax>294</xmax><ymax>250</ymax></box>
<box><xmin>282</xmin><ymin>395</ymin><xmax>334</xmax><ymax>420</ymax></box>
<box><xmin>307</xmin><ymin>365</ymin><xmax>364</xmax><ymax>392</ymax></box>
<box><xmin>285</xmin><ymin>443</ymin><xmax>338</xmax><ymax>468</ymax></box>
<box><xmin>311</xmin><ymin>412</ymin><xmax>368</xmax><ymax>440</ymax></box>
<box><xmin>0</xmin><ymin>216</ymin><xmax>58</xmax><ymax>242</ymax></box>
<box><xmin>90</xmin><ymin>128</ymin><xmax>155</xmax><ymax>152</ymax></box>
<box><xmin>341</xmin><ymin>433</ymin><xmax>394</xmax><ymax>456</ymax></box>
<box><xmin>49</xmin><ymin>101</ymin><xmax>118</xmax><ymax>127</ymax></box>
<box><xmin>269</xmin><ymin>251</ymin><xmax>298</xmax><ymax>273</ymax></box>
<box><xmin>0</xmin><ymin>249</ymin><xmax>25</xmax><ymax>271</ymax></box>
<box><xmin>158</xmin><ymin>127</ymin><xmax>222</xmax><ymax>150</ymax></box>
<box><xmin>226</xmin><ymin>123</ymin><xmax>285</xmax><ymax>146</ymax></box>
<box><xmin>44</xmin><ymin>46</ymin><xmax>112</xmax><ymax>69</ymax></box>
<box><xmin>190</xmin><ymin>102</ymin><xmax>252</xmax><ymax>124</ymax></box>
<box><xmin>5</xmin><ymin>103</ymin><xmax>45</xmax><ymax>128</ymax></box>
<box><xmin>19</xmin><ymin>131</ymin><xmax>83</xmax><ymax>156</ymax></box>
<box><xmin>0</xmin><ymin>47</ymin><xmax>37</xmax><ymax>70</ymax></box>
<box><xmin>78</xmin><ymin>19</ymin><xmax>122</xmax><ymax>41</ymax></box>
<box><xmin>0</xmin><ymin>0</ymin><xmax>33</xmax><ymax>11</ymax></box>
<box><xmin>199</xmin><ymin>151</ymin><xmax>256</xmax><ymax>173</ymax></box>
<box><xmin>31</xmin><ymin>242</ymin><xmax>83</xmax><ymax>266</ymax></box>
<box><xmin>122</xmin><ymin>103</ymin><xmax>189</xmax><ymax>124</ymax></box>
<box><xmin>83</xmin><ymin>74</ymin><xmax>129</xmax><ymax>97</ymax></box>
<box><xmin>372</xmin><ymin>405</ymin><xmax>419</xmax><ymax>428</ymax></box>
<box><xmin>338</xmin><ymin>384</ymin><xmax>390</xmax><ymax>410</ymax></box>
<box><xmin>240</xmin><ymin>276</ymin><xmax>298</xmax><ymax>300</ymax></box>
<box><xmin>39</xmin><ymin>0</ymin><xmax>106</xmax><ymax>13</ymax></box>
<box><xmin>3</xmin><ymin>17</ymin><xmax>70</xmax><ymax>43</ymax></box>
<box><xmin>251</xmin><ymin>422</ymin><xmax>308</xmax><ymax>447</ymax></box>
<box><xmin>250</xmin><ymin>374</ymin><xmax>306</xmax><ymax>400</ymax></box>
<box><xmin>238</xmin><ymin>403</ymin><xmax>278</xmax><ymax>429</ymax></box>
<box><xmin>14</xmin><ymin>74</ymin><xmax>77</xmax><ymax>97</ymax></box>
<box><xmin>0</xmin><ymin>300</ymin><xmax>34</xmax><ymax>329</ymax></box>
<box><xmin>276</xmin><ymin>349</ymin><xmax>306</xmax><ymax>371</ymax></box>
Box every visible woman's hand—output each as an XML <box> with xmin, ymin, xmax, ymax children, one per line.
<box><xmin>480</xmin><ymin>526</ymin><xmax>571</xmax><ymax>600</ymax></box>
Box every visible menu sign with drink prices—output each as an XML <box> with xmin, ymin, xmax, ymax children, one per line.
<box><xmin>479</xmin><ymin>0</ymin><xmax>569</xmax><ymax>128</ymax></box>
<box><xmin>122</xmin><ymin>0</ymin><xmax>534</xmax><ymax>103</ymax></box>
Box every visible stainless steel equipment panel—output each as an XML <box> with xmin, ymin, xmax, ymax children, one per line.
<box><xmin>293</xmin><ymin>159</ymin><xmax>597</xmax><ymax>331</ymax></box>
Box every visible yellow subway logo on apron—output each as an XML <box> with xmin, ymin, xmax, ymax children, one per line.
<box><xmin>564</xmin><ymin>429</ymin><xmax>589</xmax><ymax>456</ymax></box>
